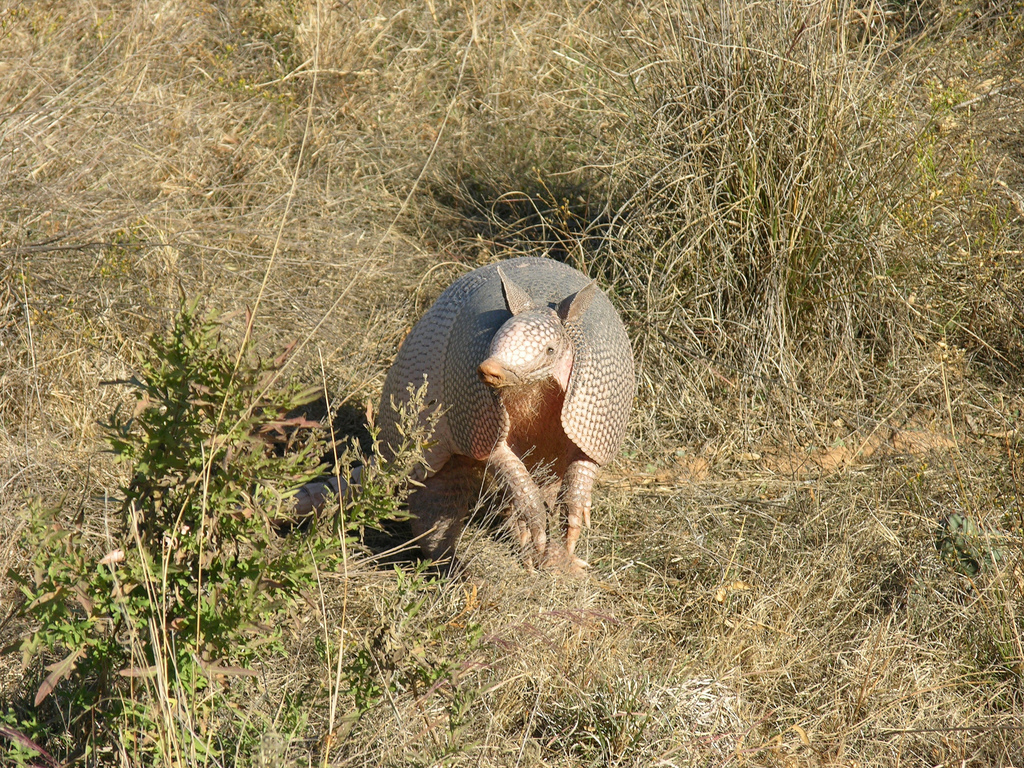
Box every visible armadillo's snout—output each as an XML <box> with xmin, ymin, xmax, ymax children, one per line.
<box><xmin>478</xmin><ymin>358</ymin><xmax>507</xmax><ymax>387</ymax></box>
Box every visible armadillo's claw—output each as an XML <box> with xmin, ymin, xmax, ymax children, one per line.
<box><xmin>512</xmin><ymin>515</ymin><xmax>539</xmax><ymax>570</ymax></box>
<box><xmin>563</xmin><ymin>559</ymin><xmax>590</xmax><ymax>575</ymax></box>
<box><xmin>540</xmin><ymin>547</ymin><xmax>589</xmax><ymax>575</ymax></box>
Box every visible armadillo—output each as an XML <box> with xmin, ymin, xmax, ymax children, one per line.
<box><xmin>378</xmin><ymin>257</ymin><xmax>634</xmax><ymax>573</ymax></box>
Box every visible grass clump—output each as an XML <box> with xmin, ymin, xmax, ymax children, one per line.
<box><xmin>569</xmin><ymin>1</ymin><xmax>949</xmax><ymax>444</ymax></box>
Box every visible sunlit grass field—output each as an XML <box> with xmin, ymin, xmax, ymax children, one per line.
<box><xmin>1</xmin><ymin>0</ymin><xmax>1022</xmax><ymax>765</ymax></box>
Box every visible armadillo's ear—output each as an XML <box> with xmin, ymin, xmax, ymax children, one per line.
<box><xmin>497</xmin><ymin>265</ymin><xmax>535</xmax><ymax>315</ymax></box>
<box><xmin>557</xmin><ymin>280</ymin><xmax>597</xmax><ymax>323</ymax></box>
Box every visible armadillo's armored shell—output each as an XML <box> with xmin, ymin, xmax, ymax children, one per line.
<box><xmin>442</xmin><ymin>272</ymin><xmax>508</xmax><ymax>461</ymax></box>
<box><xmin>380</xmin><ymin>257</ymin><xmax>633</xmax><ymax>470</ymax></box>
<box><xmin>561</xmin><ymin>284</ymin><xmax>634</xmax><ymax>466</ymax></box>
<box><xmin>377</xmin><ymin>266</ymin><xmax>492</xmax><ymax>472</ymax></box>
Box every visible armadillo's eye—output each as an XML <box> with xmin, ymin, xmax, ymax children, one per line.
<box><xmin>546</xmin><ymin>346</ymin><xmax>556</xmax><ymax>356</ymax></box>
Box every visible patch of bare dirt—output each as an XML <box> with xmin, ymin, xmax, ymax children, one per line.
<box><xmin>761</xmin><ymin>422</ymin><xmax>958</xmax><ymax>478</ymax></box>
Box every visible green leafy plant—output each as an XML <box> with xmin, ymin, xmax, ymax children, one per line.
<box><xmin>936</xmin><ymin>512</ymin><xmax>1007</xmax><ymax>577</ymax></box>
<box><xmin>0</xmin><ymin>710</ymin><xmax>55</xmax><ymax>768</ymax></box>
<box><xmin>4</xmin><ymin>302</ymin><xmax>425</xmax><ymax>763</ymax></box>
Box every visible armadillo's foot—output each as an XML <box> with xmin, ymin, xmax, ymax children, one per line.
<box><xmin>540</xmin><ymin>547</ymin><xmax>589</xmax><ymax>575</ymax></box>
<box><xmin>558</xmin><ymin>458</ymin><xmax>596</xmax><ymax>570</ymax></box>
<box><xmin>510</xmin><ymin>506</ymin><xmax>550</xmax><ymax>570</ymax></box>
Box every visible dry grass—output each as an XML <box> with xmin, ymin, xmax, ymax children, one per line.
<box><xmin>2</xmin><ymin>0</ymin><xmax>1023</xmax><ymax>765</ymax></box>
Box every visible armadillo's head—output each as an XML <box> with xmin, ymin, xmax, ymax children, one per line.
<box><xmin>477</xmin><ymin>266</ymin><xmax>596</xmax><ymax>392</ymax></box>
<box><xmin>478</xmin><ymin>308</ymin><xmax>574</xmax><ymax>391</ymax></box>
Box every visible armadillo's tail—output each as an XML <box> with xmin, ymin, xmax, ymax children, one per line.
<box><xmin>291</xmin><ymin>464</ymin><xmax>366</xmax><ymax>517</ymax></box>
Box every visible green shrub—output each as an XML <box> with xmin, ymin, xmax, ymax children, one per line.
<box><xmin>4</xmin><ymin>302</ymin><xmax>420</xmax><ymax>764</ymax></box>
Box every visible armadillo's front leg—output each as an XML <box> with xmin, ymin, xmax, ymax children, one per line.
<box><xmin>545</xmin><ymin>458</ymin><xmax>598</xmax><ymax>573</ymax></box>
<box><xmin>489</xmin><ymin>442</ymin><xmax>548</xmax><ymax>565</ymax></box>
